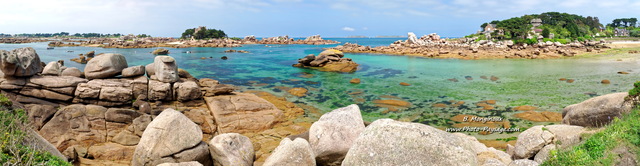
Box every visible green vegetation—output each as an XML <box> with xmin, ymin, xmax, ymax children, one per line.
<box><xmin>629</xmin><ymin>81</ymin><xmax>640</xmax><ymax>97</ymax></box>
<box><xmin>0</xmin><ymin>94</ymin><xmax>71</xmax><ymax>166</ymax></box>
<box><xmin>605</xmin><ymin>17</ymin><xmax>640</xmax><ymax>37</ymax></box>
<box><xmin>181</xmin><ymin>27</ymin><xmax>227</xmax><ymax>39</ymax></box>
<box><xmin>607</xmin><ymin>18</ymin><xmax>638</xmax><ymax>28</ymax></box>
<box><xmin>476</xmin><ymin>12</ymin><xmax>602</xmax><ymax>43</ymax></box>
<box><xmin>543</xmin><ymin>108</ymin><xmax>640</xmax><ymax>165</ymax></box>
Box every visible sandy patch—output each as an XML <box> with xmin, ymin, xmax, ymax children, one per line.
<box><xmin>606</xmin><ymin>41</ymin><xmax>640</xmax><ymax>48</ymax></box>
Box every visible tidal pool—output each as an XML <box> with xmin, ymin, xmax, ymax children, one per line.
<box><xmin>2</xmin><ymin>40</ymin><xmax>638</xmax><ymax>139</ymax></box>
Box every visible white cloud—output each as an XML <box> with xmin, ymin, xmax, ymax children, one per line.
<box><xmin>331</xmin><ymin>3</ymin><xmax>353</xmax><ymax>10</ymax></box>
<box><xmin>342</xmin><ymin>27</ymin><xmax>356</xmax><ymax>31</ymax></box>
<box><xmin>272</xmin><ymin>0</ymin><xmax>302</xmax><ymax>2</ymax></box>
<box><xmin>406</xmin><ymin>10</ymin><xmax>432</xmax><ymax>17</ymax></box>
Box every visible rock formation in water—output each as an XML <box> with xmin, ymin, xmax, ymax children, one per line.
<box><xmin>0</xmin><ymin>47</ymin><xmax>630</xmax><ymax>166</ymax></box>
<box><xmin>293</xmin><ymin>49</ymin><xmax>359</xmax><ymax>72</ymax></box>
<box><xmin>333</xmin><ymin>32</ymin><xmax>609</xmax><ymax>59</ymax></box>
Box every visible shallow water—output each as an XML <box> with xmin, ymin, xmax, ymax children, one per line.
<box><xmin>1</xmin><ymin>39</ymin><xmax>638</xmax><ymax>139</ymax></box>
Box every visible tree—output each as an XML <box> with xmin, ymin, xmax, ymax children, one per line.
<box><xmin>542</xmin><ymin>28</ymin><xmax>550</xmax><ymax>38</ymax></box>
<box><xmin>181</xmin><ymin>28</ymin><xmax>195</xmax><ymax>39</ymax></box>
<box><xmin>181</xmin><ymin>27</ymin><xmax>227</xmax><ymax>39</ymax></box>
<box><xmin>497</xmin><ymin>17</ymin><xmax>530</xmax><ymax>39</ymax></box>
<box><xmin>481</xmin><ymin>23</ymin><xmax>488</xmax><ymax>29</ymax></box>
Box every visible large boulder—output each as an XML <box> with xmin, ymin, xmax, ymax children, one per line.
<box><xmin>157</xmin><ymin>162</ymin><xmax>203</xmax><ymax>166</ymax></box>
<box><xmin>173</xmin><ymin>80</ymin><xmax>202</xmax><ymax>101</ymax></box>
<box><xmin>513</xmin><ymin>126</ymin><xmax>554</xmax><ymax>159</ymax></box>
<box><xmin>42</xmin><ymin>61</ymin><xmax>63</xmax><ymax>76</ymax></box>
<box><xmin>73</xmin><ymin>79</ymin><xmax>134</xmax><ymax>106</ymax></box>
<box><xmin>204</xmin><ymin>92</ymin><xmax>283</xmax><ymax>133</ymax></box>
<box><xmin>153</xmin><ymin>56</ymin><xmax>179</xmax><ymax>83</ymax></box>
<box><xmin>148</xmin><ymin>80</ymin><xmax>172</xmax><ymax>101</ymax></box>
<box><xmin>309</xmin><ymin>104</ymin><xmax>364</xmax><ymax>165</ymax></box>
<box><xmin>0</xmin><ymin>47</ymin><xmax>43</xmax><ymax>77</ymax></box>
<box><xmin>122</xmin><ymin>65</ymin><xmax>146</xmax><ymax>77</ymax></box>
<box><xmin>562</xmin><ymin>92</ymin><xmax>632</xmax><ymax>127</ymax></box>
<box><xmin>84</xmin><ymin>53</ymin><xmax>128</xmax><ymax>79</ymax></box>
<box><xmin>545</xmin><ymin>125</ymin><xmax>584</xmax><ymax>149</ymax></box>
<box><xmin>342</xmin><ymin>119</ymin><xmax>477</xmax><ymax>165</ymax></box>
<box><xmin>152</xmin><ymin>48</ymin><xmax>170</xmax><ymax>55</ymax></box>
<box><xmin>132</xmin><ymin>108</ymin><xmax>211</xmax><ymax>166</ymax></box>
<box><xmin>60</xmin><ymin>67</ymin><xmax>83</xmax><ymax>77</ymax></box>
<box><xmin>318</xmin><ymin>49</ymin><xmax>344</xmax><ymax>58</ymax></box>
<box><xmin>406</xmin><ymin>32</ymin><xmax>425</xmax><ymax>45</ymax></box>
<box><xmin>208</xmin><ymin>133</ymin><xmax>254</xmax><ymax>166</ymax></box>
<box><xmin>263</xmin><ymin>138</ymin><xmax>315</xmax><ymax>166</ymax></box>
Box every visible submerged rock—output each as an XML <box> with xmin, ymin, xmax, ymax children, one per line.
<box><xmin>349</xmin><ymin>78</ymin><xmax>361</xmax><ymax>84</ymax></box>
<box><xmin>287</xmin><ymin>87</ymin><xmax>308</xmax><ymax>97</ymax></box>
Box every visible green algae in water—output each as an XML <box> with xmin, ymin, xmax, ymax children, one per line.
<box><xmin>2</xmin><ymin>41</ymin><xmax>639</xmax><ymax>140</ymax></box>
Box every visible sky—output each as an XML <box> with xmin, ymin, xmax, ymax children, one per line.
<box><xmin>1</xmin><ymin>0</ymin><xmax>639</xmax><ymax>38</ymax></box>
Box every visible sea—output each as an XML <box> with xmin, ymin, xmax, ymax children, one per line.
<box><xmin>1</xmin><ymin>38</ymin><xmax>638</xmax><ymax>139</ymax></box>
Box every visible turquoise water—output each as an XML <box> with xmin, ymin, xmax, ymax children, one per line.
<box><xmin>1</xmin><ymin>39</ymin><xmax>638</xmax><ymax>139</ymax></box>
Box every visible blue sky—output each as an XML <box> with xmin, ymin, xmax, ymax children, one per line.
<box><xmin>1</xmin><ymin>0</ymin><xmax>639</xmax><ymax>38</ymax></box>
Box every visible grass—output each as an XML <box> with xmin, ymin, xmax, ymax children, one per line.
<box><xmin>542</xmin><ymin>108</ymin><xmax>640</xmax><ymax>165</ymax></box>
<box><xmin>0</xmin><ymin>93</ymin><xmax>71</xmax><ymax>166</ymax></box>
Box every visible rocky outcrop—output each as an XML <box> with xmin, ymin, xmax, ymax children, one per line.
<box><xmin>293</xmin><ymin>49</ymin><xmax>359</xmax><ymax>72</ymax></box>
<box><xmin>204</xmin><ymin>92</ymin><xmax>283</xmax><ymax>133</ymax></box>
<box><xmin>253</xmin><ymin>35</ymin><xmax>339</xmax><ymax>45</ymax></box>
<box><xmin>510</xmin><ymin>124</ymin><xmax>586</xmax><ymax>164</ymax></box>
<box><xmin>42</xmin><ymin>61</ymin><xmax>64</xmax><ymax>76</ymax></box>
<box><xmin>61</xmin><ymin>67</ymin><xmax>83</xmax><ymax>77</ymax></box>
<box><xmin>332</xmin><ymin>32</ymin><xmax>607</xmax><ymax>60</ymax></box>
<box><xmin>263</xmin><ymin>138</ymin><xmax>316</xmax><ymax>166</ymax></box>
<box><xmin>208</xmin><ymin>133</ymin><xmax>254</xmax><ymax>166</ymax></box>
<box><xmin>122</xmin><ymin>65</ymin><xmax>146</xmax><ymax>77</ymax></box>
<box><xmin>0</xmin><ymin>47</ymin><xmax>43</xmax><ymax>77</ymax></box>
<box><xmin>513</xmin><ymin>126</ymin><xmax>554</xmax><ymax>159</ymax></box>
<box><xmin>150</xmin><ymin>56</ymin><xmax>179</xmax><ymax>83</ymax></box>
<box><xmin>39</xmin><ymin>104</ymin><xmax>109</xmax><ymax>153</ymax></box>
<box><xmin>173</xmin><ymin>80</ymin><xmax>202</xmax><ymax>101</ymax></box>
<box><xmin>152</xmin><ymin>48</ymin><xmax>170</xmax><ymax>55</ymax></box>
<box><xmin>157</xmin><ymin>161</ymin><xmax>204</xmax><ymax>166</ymax></box>
<box><xmin>84</xmin><ymin>53</ymin><xmax>128</xmax><ymax>79</ymax></box>
<box><xmin>132</xmin><ymin>108</ymin><xmax>212</xmax><ymax>166</ymax></box>
<box><xmin>342</xmin><ymin>119</ymin><xmax>477</xmax><ymax>165</ymax></box>
<box><xmin>309</xmin><ymin>104</ymin><xmax>364</xmax><ymax>165</ymax></box>
<box><xmin>562</xmin><ymin>92</ymin><xmax>632</xmax><ymax>127</ymax></box>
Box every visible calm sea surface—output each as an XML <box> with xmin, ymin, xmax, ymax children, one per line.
<box><xmin>2</xmin><ymin>38</ymin><xmax>638</xmax><ymax>138</ymax></box>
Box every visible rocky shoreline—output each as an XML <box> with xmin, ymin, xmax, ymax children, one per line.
<box><xmin>332</xmin><ymin>32</ymin><xmax>611</xmax><ymax>59</ymax></box>
<box><xmin>38</xmin><ymin>34</ymin><xmax>340</xmax><ymax>49</ymax></box>
<box><xmin>0</xmin><ymin>46</ymin><xmax>635</xmax><ymax>166</ymax></box>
